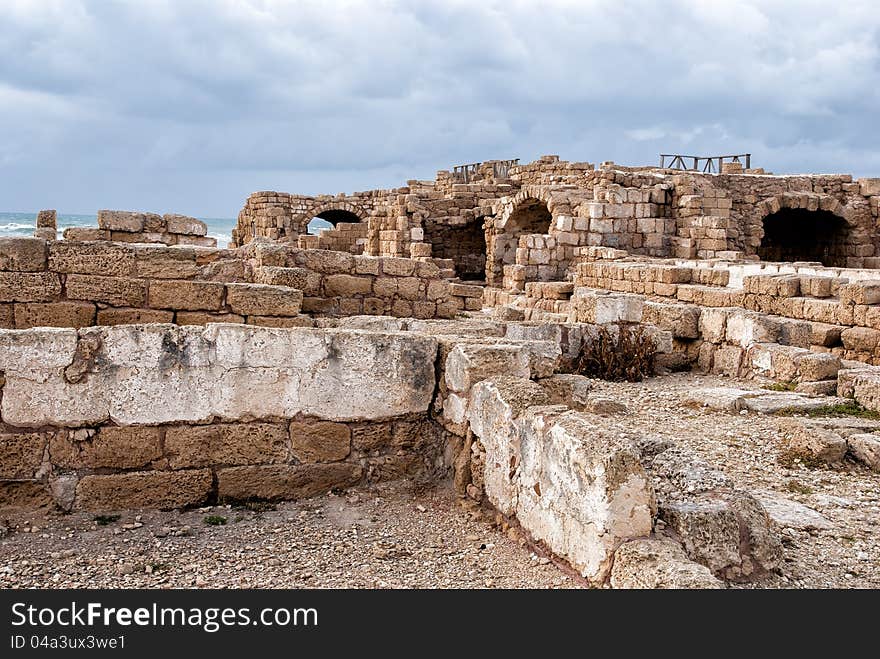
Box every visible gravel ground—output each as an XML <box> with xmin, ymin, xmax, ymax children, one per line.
<box><xmin>1</xmin><ymin>372</ymin><xmax>876</xmax><ymax>589</ymax></box>
<box><xmin>0</xmin><ymin>481</ymin><xmax>575</xmax><ymax>589</ymax></box>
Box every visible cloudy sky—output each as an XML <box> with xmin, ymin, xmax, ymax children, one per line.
<box><xmin>1</xmin><ymin>0</ymin><xmax>878</xmax><ymax>217</ymax></box>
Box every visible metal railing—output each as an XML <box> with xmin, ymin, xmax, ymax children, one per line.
<box><xmin>452</xmin><ymin>159</ymin><xmax>519</xmax><ymax>182</ymax></box>
<box><xmin>659</xmin><ymin>153</ymin><xmax>751</xmax><ymax>173</ymax></box>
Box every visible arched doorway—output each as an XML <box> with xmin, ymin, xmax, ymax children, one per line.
<box><xmin>307</xmin><ymin>209</ymin><xmax>362</xmax><ymax>235</ymax></box>
<box><xmin>758</xmin><ymin>208</ymin><xmax>850</xmax><ymax>266</ymax></box>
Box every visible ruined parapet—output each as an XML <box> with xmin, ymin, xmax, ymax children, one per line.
<box><xmin>33</xmin><ymin>209</ymin><xmax>57</xmax><ymax>241</ymax></box>
<box><xmin>59</xmin><ymin>211</ymin><xmax>216</xmax><ymax>247</ymax></box>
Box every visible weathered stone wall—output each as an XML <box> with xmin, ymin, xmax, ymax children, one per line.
<box><xmin>235</xmin><ymin>156</ymin><xmax>880</xmax><ymax>281</ymax></box>
<box><xmin>63</xmin><ymin>211</ymin><xmax>216</xmax><ymax>247</ymax></box>
<box><xmin>0</xmin><ymin>324</ymin><xmax>443</xmax><ymax>511</ymax></box>
<box><xmin>0</xmin><ymin>237</ymin><xmax>480</xmax><ymax>328</ymax></box>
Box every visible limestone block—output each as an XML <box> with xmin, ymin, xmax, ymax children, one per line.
<box><xmin>0</xmin><ymin>237</ymin><xmax>47</xmax><ymax>272</ymax></box>
<box><xmin>353</xmin><ymin>256</ymin><xmax>380</xmax><ymax>276</ymax></box>
<box><xmin>165</xmin><ymin>422</ymin><xmax>289</xmax><ymax>468</ymax></box>
<box><xmin>796</xmin><ymin>352</ymin><xmax>841</xmax><ymax>382</ymax></box>
<box><xmin>698</xmin><ymin>307</ymin><xmax>729</xmax><ymax>343</ymax></box>
<box><xmin>858</xmin><ymin>178</ymin><xmax>880</xmax><ymax>196</ymax></box>
<box><xmin>62</xmin><ymin>227</ymin><xmax>109</xmax><ymax>241</ymax></box>
<box><xmin>66</xmin><ymin>274</ymin><xmax>146</xmax><ymax>307</ymax></box>
<box><xmin>649</xmin><ymin>447</ymin><xmax>781</xmax><ymax>581</ymax></box>
<box><xmin>255</xmin><ymin>266</ymin><xmax>319</xmax><ymax>296</ymax></box>
<box><xmin>216</xmin><ymin>463</ymin><xmax>362</xmax><ymax>501</ymax></box>
<box><xmin>75</xmin><ymin>469</ymin><xmax>213</xmax><ymax>510</ymax></box>
<box><xmin>176</xmin><ymin>235</ymin><xmax>216</xmax><ymax>247</ymax></box>
<box><xmin>97</xmin><ymin>210</ymin><xmax>149</xmax><ymax>233</ymax></box>
<box><xmin>846</xmin><ymin>433</ymin><xmax>880</xmax><ymax>471</ymax></box>
<box><xmin>97</xmin><ymin>307</ymin><xmax>174</xmax><ymax>325</ymax></box>
<box><xmin>50</xmin><ymin>426</ymin><xmax>162</xmax><ymax>469</ymax></box>
<box><xmin>449</xmin><ymin>283</ymin><xmax>484</xmax><ymax>298</ymax></box>
<box><xmin>381</xmin><ymin>257</ymin><xmax>415</xmax><ymax>277</ymax></box>
<box><xmin>610</xmin><ymin>539</ymin><xmax>724</xmax><ymax>589</ymax></box>
<box><xmin>133</xmin><ymin>245</ymin><xmax>198</xmax><ymax>279</ymax></box>
<box><xmin>840</xmin><ymin>281</ymin><xmax>880</xmax><ymax>306</ymax></box>
<box><xmin>787</xmin><ymin>422</ymin><xmax>847</xmax><ymax>463</ymax></box>
<box><xmin>49</xmin><ymin>241</ymin><xmax>135</xmax><ymax>276</ymax></box>
<box><xmin>0</xmin><ymin>481</ymin><xmax>53</xmax><ymax>508</ymax></box>
<box><xmin>289</xmin><ymin>420</ymin><xmax>351</xmax><ymax>463</ymax></box>
<box><xmin>725</xmin><ymin>311</ymin><xmax>780</xmax><ymax>348</ymax></box>
<box><xmin>711</xmin><ymin>345</ymin><xmax>743</xmax><ymax>376</ymax></box>
<box><xmin>148</xmin><ymin>279</ymin><xmax>224</xmax><ymax>310</ymax></box>
<box><xmin>0</xmin><ymin>431</ymin><xmax>47</xmax><ymax>478</ymax></box>
<box><xmin>468</xmin><ymin>378</ymin><xmax>655</xmax><ymax>584</ymax></box>
<box><xmin>227</xmin><ymin>283</ymin><xmax>303</xmax><ymax>316</ymax></box>
<box><xmin>575</xmin><ymin>290</ymin><xmax>643</xmax><ymax>324</ymax></box>
<box><xmin>164</xmin><ymin>214</ymin><xmax>207</xmax><ymax>236</ymax></box>
<box><xmin>299</xmin><ymin>250</ymin><xmax>354</xmax><ymax>274</ymax></box>
<box><xmin>13</xmin><ymin>301</ymin><xmax>95</xmax><ymax>329</ymax></box>
<box><xmin>323</xmin><ymin>274</ymin><xmax>372</xmax><ymax>298</ymax></box>
<box><xmin>753</xmin><ymin>491</ymin><xmax>833</xmax><ymax>530</ymax></box>
<box><xmin>0</xmin><ymin>272</ymin><xmax>62</xmax><ymax>302</ymax></box>
<box><xmin>36</xmin><ymin>209</ymin><xmax>57</xmax><ymax>228</ymax></box>
<box><xmin>642</xmin><ymin>301</ymin><xmax>700</xmax><ymax>338</ymax></box>
<box><xmin>246</xmin><ymin>315</ymin><xmax>314</xmax><ymax>328</ymax></box>
<box><xmin>445</xmin><ymin>344</ymin><xmax>531</xmax><ymax>393</ymax></box>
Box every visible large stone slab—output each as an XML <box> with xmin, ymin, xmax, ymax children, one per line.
<box><xmin>610</xmin><ymin>539</ymin><xmax>724</xmax><ymax>589</ymax></box>
<box><xmin>0</xmin><ymin>324</ymin><xmax>439</xmax><ymax>426</ymax></box>
<box><xmin>468</xmin><ymin>377</ymin><xmax>655</xmax><ymax>584</ymax></box>
<box><xmin>753</xmin><ymin>491</ymin><xmax>833</xmax><ymax>530</ymax></box>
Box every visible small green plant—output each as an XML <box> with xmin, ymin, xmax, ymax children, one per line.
<box><xmin>93</xmin><ymin>514</ymin><xmax>121</xmax><ymax>526</ymax></box>
<box><xmin>784</xmin><ymin>479</ymin><xmax>813</xmax><ymax>495</ymax></box>
<box><xmin>764</xmin><ymin>381</ymin><xmax>797</xmax><ymax>392</ymax></box>
<box><xmin>776</xmin><ymin>401</ymin><xmax>880</xmax><ymax>420</ymax></box>
<box><xmin>575</xmin><ymin>325</ymin><xmax>655</xmax><ymax>382</ymax></box>
<box><xmin>203</xmin><ymin>515</ymin><xmax>227</xmax><ymax>526</ymax></box>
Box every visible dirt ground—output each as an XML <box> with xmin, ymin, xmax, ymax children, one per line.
<box><xmin>1</xmin><ymin>372</ymin><xmax>877</xmax><ymax>589</ymax></box>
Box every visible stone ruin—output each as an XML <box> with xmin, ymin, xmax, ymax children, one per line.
<box><xmin>2</xmin><ymin>155</ymin><xmax>880</xmax><ymax>588</ymax></box>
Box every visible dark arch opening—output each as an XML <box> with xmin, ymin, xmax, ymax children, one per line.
<box><xmin>508</xmin><ymin>198</ymin><xmax>552</xmax><ymax>234</ymax></box>
<box><xmin>425</xmin><ymin>219</ymin><xmax>487</xmax><ymax>281</ymax></box>
<box><xmin>307</xmin><ymin>209</ymin><xmax>362</xmax><ymax>235</ymax></box>
<box><xmin>758</xmin><ymin>208</ymin><xmax>850</xmax><ymax>267</ymax></box>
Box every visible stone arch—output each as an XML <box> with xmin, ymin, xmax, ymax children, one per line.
<box><xmin>295</xmin><ymin>201</ymin><xmax>369</xmax><ymax>234</ymax></box>
<box><xmin>486</xmin><ymin>188</ymin><xmax>558</xmax><ymax>285</ymax></box>
<box><xmin>755</xmin><ymin>194</ymin><xmax>853</xmax><ymax>266</ymax></box>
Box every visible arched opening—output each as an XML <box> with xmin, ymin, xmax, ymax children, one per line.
<box><xmin>508</xmin><ymin>198</ymin><xmax>552</xmax><ymax>235</ymax></box>
<box><xmin>494</xmin><ymin>198</ymin><xmax>552</xmax><ymax>269</ymax></box>
<box><xmin>425</xmin><ymin>219</ymin><xmax>487</xmax><ymax>281</ymax></box>
<box><xmin>307</xmin><ymin>209</ymin><xmax>362</xmax><ymax>235</ymax></box>
<box><xmin>758</xmin><ymin>209</ymin><xmax>850</xmax><ymax>266</ymax></box>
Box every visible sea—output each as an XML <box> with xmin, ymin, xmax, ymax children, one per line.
<box><xmin>0</xmin><ymin>212</ymin><xmax>237</xmax><ymax>248</ymax></box>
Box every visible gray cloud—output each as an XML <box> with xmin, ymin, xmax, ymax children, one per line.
<box><xmin>1</xmin><ymin>0</ymin><xmax>878</xmax><ymax>216</ymax></box>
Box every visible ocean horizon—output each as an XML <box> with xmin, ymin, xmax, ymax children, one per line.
<box><xmin>0</xmin><ymin>211</ymin><xmax>236</xmax><ymax>248</ymax></box>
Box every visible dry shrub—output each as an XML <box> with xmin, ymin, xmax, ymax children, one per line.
<box><xmin>576</xmin><ymin>325</ymin><xmax>656</xmax><ymax>382</ymax></box>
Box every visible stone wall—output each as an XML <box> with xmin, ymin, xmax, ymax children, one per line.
<box><xmin>234</xmin><ymin>157</ymin><xmax>880</xmax><ymax>282</ymax></box>
<box><xmin>63</xmin><ymin>211</ymin><xmax>216</xmax><ymax>247</ymax></box>
<box><xmin>0</xmin><ymin>237</ymin><xmax>480</xmax><ymax>328</ymax></box>
<box><xmin>0</xmin><ymin>324</ymin><xmax>443</xmax><ymax>511</ymax></box>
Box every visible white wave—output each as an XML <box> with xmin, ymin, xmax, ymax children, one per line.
<box><xmin>0</xmin><ymin>222</ymin><xmax>35</xmax><ymax>230</ymax></box>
